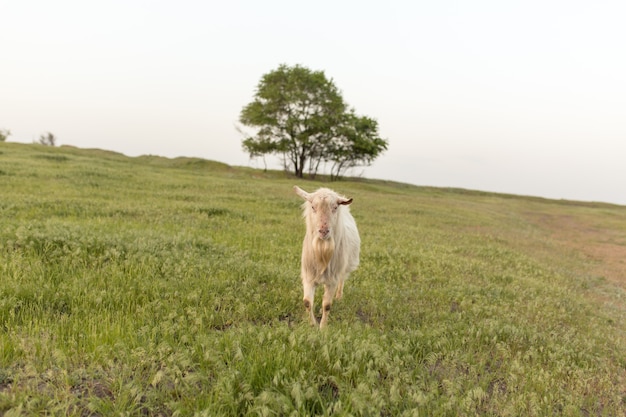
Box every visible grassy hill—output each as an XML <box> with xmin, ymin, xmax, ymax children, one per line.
<box><xmin>1</xmin><ymin>142</ymin><xmax>625</xmax><ymax>416</ymax></box>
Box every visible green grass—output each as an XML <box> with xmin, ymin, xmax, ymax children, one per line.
<box><xmin>1</xmin><ymin>142</ymin><xmax>626</xmax><ymax>416</ymax></box>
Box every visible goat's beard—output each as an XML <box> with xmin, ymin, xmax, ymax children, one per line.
<box><xmin>312</xmin><ymin>235</ymin><xmax>335</xmax><ymax>275</ymax></box>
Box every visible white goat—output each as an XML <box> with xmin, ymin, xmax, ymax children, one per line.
<box><xmin>294</xmin><ymin>186</ymin><xmax>361</xmax><ymax>328</ymax></box>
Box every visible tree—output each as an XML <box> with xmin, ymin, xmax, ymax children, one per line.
<box><xmin>0</xmin><ymin>129</ymin><xmax>10</xmax><ymax>142</ymax></box>
<box><xmin>327</xmin><ymin>112</ymin><xmax>388</xmax><ymax>180</ymax></box>
<box><xmin>239</xmin><ymin>64</ymin><xmax>387</xmax><ymax>179</ymax></box>
<box><xmin>38</xmin><ymin>132</ymin><xmax>56</xmax><ymax>146</ymax></box>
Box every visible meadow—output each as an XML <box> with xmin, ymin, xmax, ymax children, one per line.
<box><xmin>1</xmin><ymin>142</ymin><xmax>625</xmax><ymax>416</ymax></box>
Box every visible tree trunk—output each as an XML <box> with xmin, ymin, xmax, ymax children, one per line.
<box><xmin>297</xmin><ymin>153</ymin><xmax>307</xmax><ymax>178</ymax></box>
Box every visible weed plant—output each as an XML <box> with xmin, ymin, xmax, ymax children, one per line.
<box><xmin>1</xmin><ymin>142</ymin><xmax>625</xmax><ymax>416</ymax></box>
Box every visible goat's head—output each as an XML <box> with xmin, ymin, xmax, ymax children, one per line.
<box><xmin>294</xmin><ymin>186</ymin><xmax>353</xmax><ymax>241</ymax></box>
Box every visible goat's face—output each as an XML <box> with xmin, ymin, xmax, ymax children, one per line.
<box><xmin>294</xmin><ymin>186</ymin><xmax>353</xmax><ymax>240</ymax></box>
<box><xmin>310</xmin><ymin>194</ymin><xmax>339</xmax><ymax>240</ymax></box>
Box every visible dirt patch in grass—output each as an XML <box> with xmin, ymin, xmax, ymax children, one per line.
<box><xmin>527</xmin><ymin>211</ymin><xmax>626</xmax><ymax>295</ymax></box>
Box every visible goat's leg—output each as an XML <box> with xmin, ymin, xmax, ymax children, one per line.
<box><xmin>302</xmin><ymin>280</ymin><xmax>317</xmax><ymax>326</ymax></box>
<box><xmin>335</xmin><ymin>277</ymin><xmax>344</xmax><ymax>300</ymax></box>
<box><xmin>320</xmin><ymin>282</ymin><xmax>338</xmax><ymax>329</ymax></box>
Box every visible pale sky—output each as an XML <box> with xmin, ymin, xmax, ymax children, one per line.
<box><xmin>2</xmin><ymin>1</ymin><xmax>625</xmax><ymax>205</ymax></box>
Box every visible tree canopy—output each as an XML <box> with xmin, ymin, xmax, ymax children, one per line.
<box><xmin>239</xmin><ymin>64</ymin><xmax>388</xmax><ymax>179</ymax></box>
<box><xmin>0</xmin><ymin>129</ymin><xmax>10</xmax><ymax>142</ymax></box>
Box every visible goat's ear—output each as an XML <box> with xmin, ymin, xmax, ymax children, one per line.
<box><xmin>339</xmin><ymin>198</ymin><xmax>353</xmax><ymax>206</ymax></box>
<box><xmin>293</xmin><ymin>186</ymin><xmax>310</xmax><ymax>201</ymax></box>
